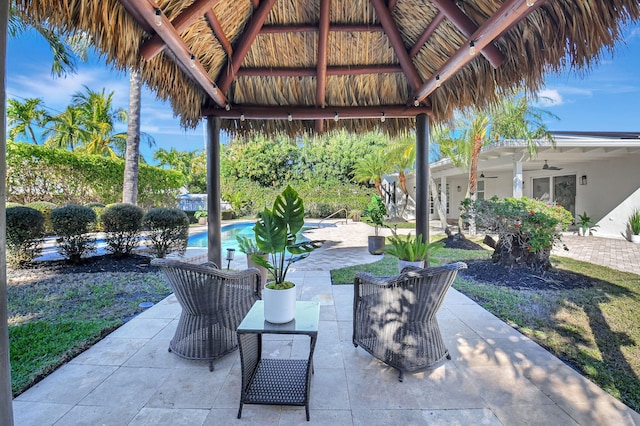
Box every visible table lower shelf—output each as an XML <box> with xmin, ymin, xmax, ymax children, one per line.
<box><xmin>243</xmin><ymin>358</ymin><xmax>309</xmax><ymax>405</ymax></box>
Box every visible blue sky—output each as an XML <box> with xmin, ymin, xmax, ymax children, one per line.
<box><xmin>6</xmin><ymin>23</ymin><xmax>640</xmax><ymax>163</ymax></box>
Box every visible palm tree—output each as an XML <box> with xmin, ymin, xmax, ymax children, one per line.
<box><xmin>7</xmin><ymin>98</ymin><xmax>48</xmax><ymax>144</ymax></box>
<box><xmin>123</xmin><ymin>70</ymin><xmax>141</xmax><ymax>204</ymax></box>
<box><xmin>43</xmin><ymin>106</ymin><xmax>88</xmax><ymax>150</ymax></box>
<box><xmin>9</xmin><ymin>2</ymin><xmax>82</xmax><ymax>77</ymax></box>
<box><xmin>353</xmin><ymin>149</ymin><xmax>391</xmax><ymax>197</ymax></box>
<box><xmin>71</xmin><ymin>86</ymin><xmax>127</xmax><ymax>158</ymax></box>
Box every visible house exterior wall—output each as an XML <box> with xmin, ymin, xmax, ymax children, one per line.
<box><xmin>391</xmin><ymin>151</ymin><xmax>640</xmax><ymax>239</ymax></box>
<box><xmin>571</xmin><ymin>156</ymin><xmax>640</xmax><ymax>239</ymax></box>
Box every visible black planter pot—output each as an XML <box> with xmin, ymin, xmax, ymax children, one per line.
<box><xmin>368</xmin><ymin>235</ymin><xmax>386</xmax><ymax>255</ymax></box>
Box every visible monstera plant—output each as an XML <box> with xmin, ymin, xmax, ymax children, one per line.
<box><xmin>250</xmin><ymin>185</ymin><xmax>323</xmax><ymax>323</ymax></box>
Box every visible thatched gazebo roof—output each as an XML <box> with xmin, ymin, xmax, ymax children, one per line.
<box><xmin>16</xmin><ymin>0</ymin><xmax>640</xmax><ymax>136</ymax></box>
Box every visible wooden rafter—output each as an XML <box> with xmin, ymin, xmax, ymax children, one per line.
<box><xmin>315</xmin><ymin>0</ymin><xmax>331</xmax><ymax>132</ymax></box>
<box><xmin>369</xmin><ymin>0</ymin><xmax>422</xmax><ymax>91</ymax></box>
<box><xmin>119</xmin><ymin>0</ymin><xmax>227</xmax><ymax>107</ymax></box>
<box><xmin>260</xmin><ymin>24</ymin><xmax>384</xmax><ymax>34</ymax></box>
<box><xmin>413</xmin><ymin>0</ymin><xmax>542</xmax><ymax>104</ymax></box>
<box><xmin>388</xmin><ymin>0</ymin><xmax>398</xmax><ymax>11</ymax></box>
<box><xmin>430</xmin><ymin>0</ymin><xmax>505</xmax><ymax>68</ymax></box>
<box><xmin>409</xmin><ymin>12</ymin><xmax>445</xmax><ymax>58</ymax></box>
<box><xmin>202</xmin><ymin>105</ymin><xmax>432</xmax><ymax>120</ymax></box>
<box><xmin>205</xmin><ymin>10</ymin><xmax>232</xmax><ymax>57</ymax></box>
<box><xmin>139</xmin><ymin>0</ymin><xmax>220</xmax><ymax>60</ymax></box>
<box><xmin>236</xmin><ymin>65</ymin><xmax>402</xmax><ymax>77</ymax></box>
<box><xmin>216</xmin><ymin>0</ymin><xmax>277</xmax><ymax>95</ymax></box>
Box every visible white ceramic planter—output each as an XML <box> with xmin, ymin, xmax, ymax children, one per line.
<box><xmin>631</xmin><ymin>234</ymin><xmax>640</xmax><ymax>244</ymax></box>
<box><xmin>263</xmin><ymin>285</ymin><xmax>297</xmax><ymax>323</ymax></box>
<box><xmin>398</xmin><ymin>259</ymin><xmax>425</xmax><ymax>272</ymax></box>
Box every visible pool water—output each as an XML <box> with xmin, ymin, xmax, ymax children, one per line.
<box><xmin>187</xmin><ymin>222</ymin><xmax>320</xmax><ymax>250</ymax></box>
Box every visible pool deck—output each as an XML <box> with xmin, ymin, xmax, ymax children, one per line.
<box><xmin>11</xmin><ymin>220</ymin><xmax>640</xmax><ymax>425</ymax></box>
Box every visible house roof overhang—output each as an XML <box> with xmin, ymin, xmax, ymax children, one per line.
<box><xmin>15</xmin><ymin>0</ymin><xmax>640</xmax><ymax>137</ymax></box>
<box><xmin>430</xmin><ymin>132</ymin><xmax>640</xmax><ymax>178</ymax></box>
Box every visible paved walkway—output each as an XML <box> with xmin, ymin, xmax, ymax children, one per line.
<box><xmin>553</xmin><ymin>234</ymin><xmax>640</xmax><ymax>276</ymax></box>
<box><xmin>11</xmin><ymin>221</ymin><xmax>640</xmax><ymax>425</ymax></box>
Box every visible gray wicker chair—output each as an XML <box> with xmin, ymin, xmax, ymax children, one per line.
<box><xmin>352</xmin><ymin>262</ymin><xmax>467</xmax><ymax>381</ymax></box>
<box><xmin>152</xmin><ymin>258</ymin><xmax>261</xmax><ymax>371</ymax></box>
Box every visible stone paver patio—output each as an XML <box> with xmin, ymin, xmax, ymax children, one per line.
<box><xmin>11</xmin><ymin>221</ymin><xmax>640</xmax><ymax>425</ymax></box>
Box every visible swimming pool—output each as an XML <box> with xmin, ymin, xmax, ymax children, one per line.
<box><xmin>187</xmin><ymin>221</ymin><xmax>331</xmax><ymax>250</ymax></box>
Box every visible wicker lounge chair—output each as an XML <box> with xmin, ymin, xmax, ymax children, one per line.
<box><xmin>152</xmin><ymin>259</ymin><xmax>261</xmax><ymax>371</ymax></box>
<box><xmin>353</xmin><ymin>262</ymin><xmax>467</xmax><ymax>381</ymax></box>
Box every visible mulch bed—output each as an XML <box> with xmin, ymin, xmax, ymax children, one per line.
<box><xmin>9</xmin><ymin>254</ymin><xmax>159</xmax><ymax>277</ymax></box>
<box><xmin>435</xmin><ymin>235</ymin><xmax>593</xmax><ymax>291</ymax></box>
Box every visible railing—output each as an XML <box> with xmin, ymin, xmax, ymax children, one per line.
<box><xmin>317</xmin><ymin>208</ymin><xmax>348</xmax><ymax>228</ymax></box>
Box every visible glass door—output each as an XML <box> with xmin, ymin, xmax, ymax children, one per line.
<box><xmin>532</xmin><ymin>175</ymin><xmax>576</xmax><ymax>217</ymax></box>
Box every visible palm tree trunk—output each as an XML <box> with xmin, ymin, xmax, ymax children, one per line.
<box><xmin>122</xmin><ymin>70</ymin><xmax>141</xmax><ymax>205</ymax></box>
<box><xmin>466</xmin><ymin>136</ymin><xmax>483</xmax><ymax>236</ymax></box>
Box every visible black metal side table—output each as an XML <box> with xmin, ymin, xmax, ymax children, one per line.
<box><xmin>236</xmin><ymin>301</ymin><xmax>320</xmax><ymax>421</ymax></box>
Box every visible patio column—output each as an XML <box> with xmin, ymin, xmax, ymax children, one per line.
<box><xmin>0</xmin><ymin>2</ymin><xmax>14</xmax><ymax>424</ymax></box>
<box><xmin>206</xmin><ymin>116</ymin><xmax>222</xmax><ymax>267</ymax></box>
<box><xmin>513</xmin><ymin>158</ymin><xmax>523</xmax><ymax>199</ymax></box>
<box><xmin>415</xmin><ymin>113</ymin><xmax>430</xmax><ymax>243</ymax></box>
<box><xmin>440</xmin><ymin>176</ymin><xmax>447</xmax><ymax>223</ymax></box>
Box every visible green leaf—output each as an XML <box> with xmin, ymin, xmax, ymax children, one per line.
<box><xmin>253</xmin><ymin>208</ymin><xmax>287</xmax><ymax>254</ymax></box>
<box><xmin>273</xmin><ymin>185</ymin><xmax>305</xmax><ymax>237</ymax></box>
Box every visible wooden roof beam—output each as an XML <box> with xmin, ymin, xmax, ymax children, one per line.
<box><xmin>236</xmin><ymin>65</ymin><xmax>403</xmax><ymax>77</ymax></box>
<box><xmin>369</xmin><ymin>0</ymin><xmax>423</xmax><ymax>91</ymax></box>
<box><xmin>216</xmin><ymin>0</ymin><xmax>277</xmax><ymax>94</ymax></box>
<box><xmin>413</xmin><ymin>0</ymin><xmax>541</xmax><ymax>105</ymax></box>
<box><xmin>202</xmin><ymin>105</ymin><xmax>432</xmax><ymax>120</ymax></box>
<box><xmin>260</xmin><ymin>24</ymin><xmax>384</xmax><ymax>34</ymax></box>
<box><xmin>315</xmin><ymin>0</ymin><xmax>331</xmax><ymax>132</ymax></box>
<box><xmin>409</xmin><ymin>12</ymin><xmax>445</xmax><ymax>58</ymax></box>
<box><xmin>205</xmin><ymin>10</ymin><xmax>233</xmax><ymax>57</ymax></box>
<box><xmin>139</xmin><ymin>0</ymin><xmax>220</xmax><ymax>60</ymax></box>
<box><xmin>388</xmin><ymin>0</ymin><xmax>398</xmax><ymax>11</ymax></box>
<box><xmin>120</xmin><ymin>0</ymin><xmax>227</xmax><ymax>108</ymax></box>
<box><xmin>430</xmin><ymin>0</ymin><xmax>505</xmax><ymax>68</ymax></box>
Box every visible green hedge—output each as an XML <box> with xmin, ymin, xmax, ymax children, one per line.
<box><xmin>7</xmin><ymin>142</ymin><xmax>184</xmax><ymax>208</ymax></box>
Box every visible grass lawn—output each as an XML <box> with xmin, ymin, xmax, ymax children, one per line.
<box><xmin>8</xmin><ymin>267</ymin><xmax>171</xmax><ymax>396</ymax></box>
<box><xmin>331</xmin><ymin>248</ymin><xmax>640</xmax><ymax>413</ymax></box>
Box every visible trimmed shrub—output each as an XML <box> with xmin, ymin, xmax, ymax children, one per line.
<box><xmin>50</xmin><ymin>205</ymin><xmax>97</xmax><ymax>263</ymax></box>
<box><xmin>101</xmin><ymin>203</ymin><xmax>145</xmax><ymax>258</ymax></box>
<box><xmin>6</xmin><ymin>202</ymin><xmax>23</xmax><ymax>209</ymax></box>
<box><xmin>6</xmin><ymin>206</ymin><xmax>45</xmax><ymax>266</ymax></box>
<box><xmin>142</xmin><ymin>207</ymin><xmax>189</xmax><ymax>258</ymax></box>
<box><xmin>26</xmin><ymin>201</ymin><xmax>58</xmax><ymax>234</ymax></box>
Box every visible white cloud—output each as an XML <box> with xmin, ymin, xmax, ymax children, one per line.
<box><xmin>535</xmin><ymin>89</ymin><xmax>564</xmax><ymax>107</ymax></box>
<box><xmin>626</xmin><ymin>26</ymin><xmax>640</xmax><ymax>41</ymax></box>
<box><xmin>7</xmin><ymin>67</ymin><xmax>129</xmax><ymax>112</ymax></box>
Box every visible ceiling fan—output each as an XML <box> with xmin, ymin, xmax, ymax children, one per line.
<box><xmin>542</xmin><ymin>160</ymin><xmax>563</xmax><ymax>171</ymax></box>
<box><xmin>480</xmin><ymin>172</ymin><xmax>498</xmax><ymax>179</ymax></box>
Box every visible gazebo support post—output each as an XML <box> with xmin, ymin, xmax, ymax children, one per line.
<box><xmin>415</xmin><ymin>113</ymin><xmax>430</xmax><ymax>246</ymax></box>
<box><xmin>206</xmin><ymin>116</ymin><xmax>222</xmax><ymax>267</ymax></box>
<box><xmin>0</xmin><ymin>1</ymin><xmax>15</xmax><ymax>424</ymax></box>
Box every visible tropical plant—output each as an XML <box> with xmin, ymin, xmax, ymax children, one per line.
<box><xmin>236</xmin><ymin>235</ymin><xmax>265</xmax><ymax>255</ymax></box>
<box><xmin>43</xmin><ymin>106</ymin><xmax>89</xmax><ymax>150</ymax></box>
<box><xmin>193</xmin><ymin>207</ymin><xmax>208</xmax><ymax>220</ymax></box>
<box><xmin>353</xmin><ymin>149</ymin><xmax>391</xmax><ymax>197</ymax></box>
<box><xmin>250</xmin><ymin>185</ymin><xmax>322</xmax><ymax>286</ymax></box>
<box><xmin>464</xmin><ymin>196</ymin><xmax>573</xmax><ymax>271</ymax></box>
<box><xmin>123</xmin><ymin>70</ymin><xmax>142</xmax><ymax>205</ymax></box>
<box><xmin>9</xmin><ymin>3</ymin><xmax>83</xmax><ymax>77</ymax></box>
<box><xmin>363</xmin><ymin>195</ymin><xmax>387</xmax><ymax>236</ymax></box>
<box><xmin>385</xmin><ymin>233</ymin><xmax>444</xmax><ymax>263</ymax></box>
<box><xmin>71</xmin><ymin>86</ymin><xmax>127</xmax><ymax>158</ymax></box>
<box><xmin>629</xmin><ymin>209</ymin><xmax>640</xmax><ymax>235</ymax></box>
<box><xmin>577</xmin><ymin>212</ymin><xmax>598</xmax><ymax>236</ymax></box>
<box><xmin>7</xmin><ymin>98</ymin><xmax>48</xmax><ymax>144</ymax></box>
